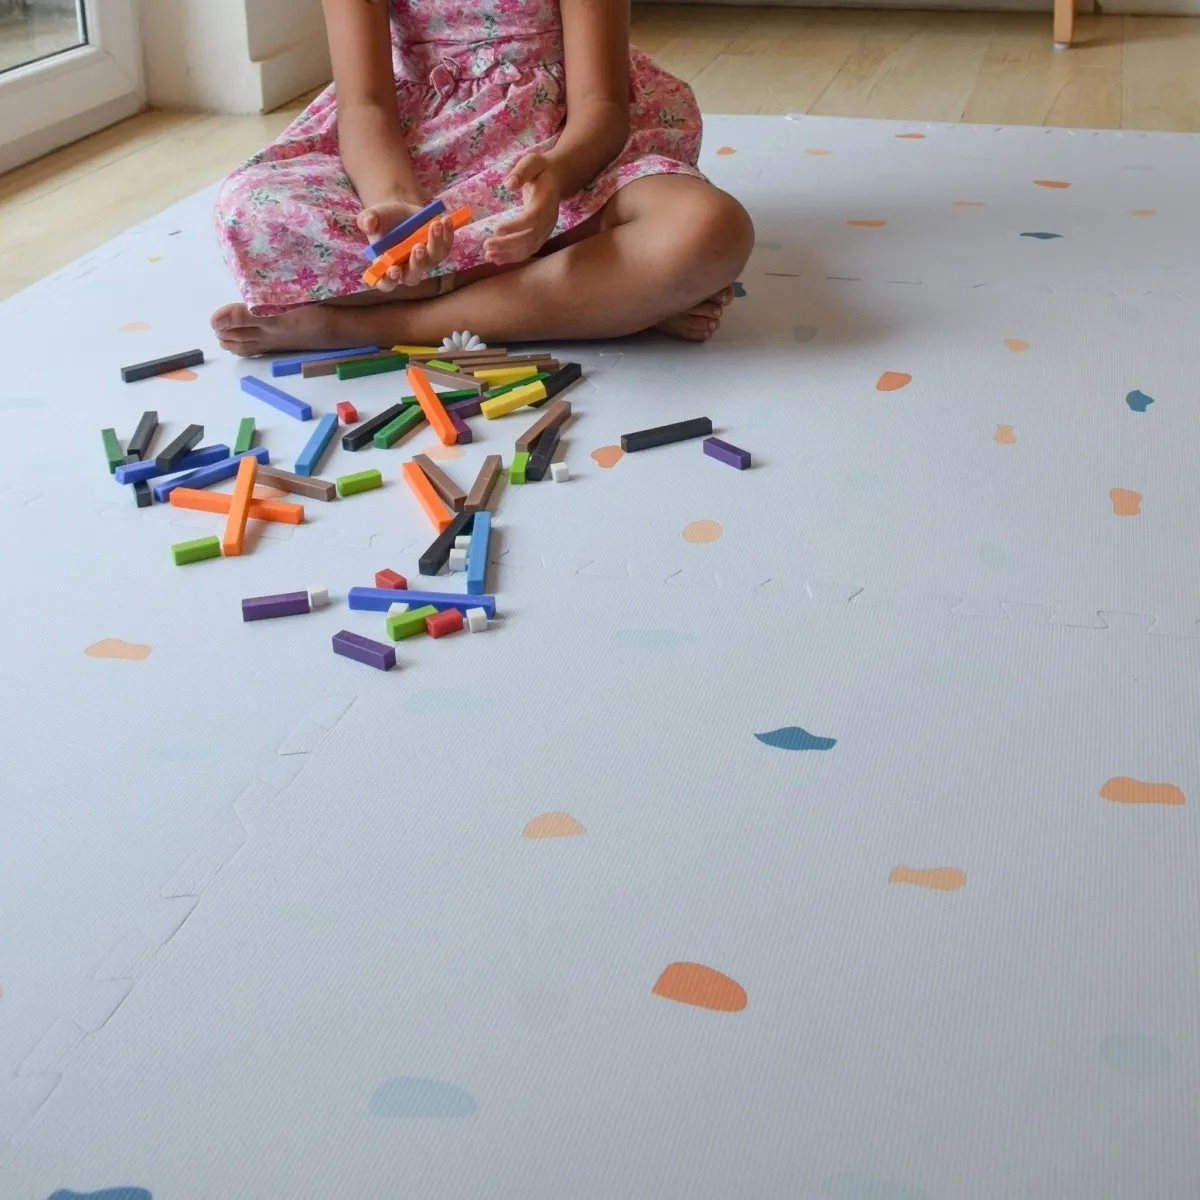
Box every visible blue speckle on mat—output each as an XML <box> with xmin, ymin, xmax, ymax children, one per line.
<box><xmin>733</xmin><ymin>281</ymin><xmax>747</xmax><ymax>297</ymax></box>
<box><xmin>980</xmin><ymin>542</ymin><xmax>1006</xmax><ymax>569</ymax></box>
<box><xmin>1125</xmin><ymin>389</ymin><xmax>1154</xmax><ymax>413</ymax></box>
<box><xmin>1119</xmin><ymin>163</ymin><xmax>1153</xmax><ymax>171</ymax></box>
<box><xmin>1100</xmin><ymin>1033</ymin><xmax>1170</xmax><ymax>1078</ymax></box>
<box><xmin>370</xmin><ymin>1077</ymin><xmax>477</xmax><ymax>1118</ymax></box>
<box><xmin>404</xmin><ymin>688</ymin><xmax>493</xmax><ymax>715</ymax></box>
<box><xmin>611</xmin><ymin>629</ymin><xmax>695</xmax><ymax>652</ymax></box>
<box><xmin>792</xmin><ymin>324</ymin><xmax>818</xmax><ymax>343</ymax></box>
<box><xmin>847</xmin><ymin>470</ymin><xmax>879</xmax><ymax>490</ymax></box>
<box><xmin>1020</xmin><ymin>231</ymin><xmax>1062</xmax><ymax>240</ymax></box>
<box><xmin>824</xmin><ymin>1175</ymin><xmax>932</xmax><ymax>1200</ymax></box>
<box><xmin>48</xmin><ymin>1190</ymin><xmax>153</xmax><ymax>1200</ymax></box>
<box><xmin>754</xmin><ymin>726</ymin><xmax>837</xmax><ymax>751</ymax></box>
<box><xmin>0</xmin><ymin>397</ymin><xmax>45</xmax><ymax>410</ymax></box>
<box><xmin>147</xmin><ymin>743</ymin><xmax>213</xmax><ymax>763</ymax></box>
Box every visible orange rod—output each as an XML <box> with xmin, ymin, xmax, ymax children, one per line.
<box><xmin>170</xmin><ymin>487</ymin><xmax>304</xmax><ymax>525</ymax></box>
<box><xmin>408</xmin><ymin>364</ymin><xmax>459</xmax><ymax>445</ymax></box>
<box><xmin>221</xmin><ymin>454</ymin><xmax>259</xmax><ymax>556</ymax></box>
<box><xmin>402</xmin><ymin>460</ymin><xmax>453</xmax><ymax>532</ymax></box>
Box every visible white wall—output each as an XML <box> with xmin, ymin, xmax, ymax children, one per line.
<box><xmin>140</xmin><ymin>0</ymin><xmax>331</xmax><ymax>114</ymax></box>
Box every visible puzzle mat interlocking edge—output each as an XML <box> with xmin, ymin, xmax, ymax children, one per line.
<box><xmin>1</xmin><ymin>115</ymin><xmax>1198</xmax><ymax>1200</ymax></box>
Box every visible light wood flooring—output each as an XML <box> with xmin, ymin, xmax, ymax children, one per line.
<box><xmin>2</xmin><ymin>6</ymin><xmax>1199</xmax><ymax>300</ymax></box>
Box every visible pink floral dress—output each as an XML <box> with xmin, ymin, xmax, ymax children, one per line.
<box><xmin>214</xmin><ymin>0</ymin><xmax>705</xmax><ymax>315</ymax></box>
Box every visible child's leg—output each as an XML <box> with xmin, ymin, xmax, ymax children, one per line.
<box><xmin>213</xmin><ymin>176</ymin><xmax>753</xmax><ymax>354</ymax></box>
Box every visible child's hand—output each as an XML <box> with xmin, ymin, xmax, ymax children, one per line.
<box><xmin>484</xmin><ymin>154</ymin><xmax>563</xmax><ymax>266</ymax></box>
<box><xmin>358</xmin><ymin>201</ymin><xmax>456</xmax><ymax>292</ymax></box>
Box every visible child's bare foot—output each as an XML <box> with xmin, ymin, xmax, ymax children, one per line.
<box><xmin>210</xmin><ymin>302</ymin><xmax>352</xmax><ymax>356</ymax></box>
<box><xmin>654</xmin><ymin>287</ymin><xmax>735</xmax><ymax>342</ymax></box>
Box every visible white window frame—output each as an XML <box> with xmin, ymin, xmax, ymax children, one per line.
<box><xmin>0</xmin><ymin>0</ymin><xmax>144</xmax><ymax>174</ymax></box>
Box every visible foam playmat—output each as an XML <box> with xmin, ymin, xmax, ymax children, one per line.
<box><xmin>2</xmin><ymin>115</ymin><xmax>1198</xmax><ymax>1199</ymax></box>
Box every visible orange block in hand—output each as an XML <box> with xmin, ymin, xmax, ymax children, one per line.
<box><xmin>222</xmin><ymin>454</ymin><xmax>258</xmax><ymax>556</ymax></box>
<box><xmin>363</xmin><ymin>206</ymin><xmax>472</xmax><ymax>287</ymax></box>
<box><xmin>402</xmin><ymin>460</ymin><xmax>453</xmax><ymax>532</ymax></box>
<box><xmin>407</xmin><ymin>365</ymin><xmax>458</xmax><ymax>446</ymax></box>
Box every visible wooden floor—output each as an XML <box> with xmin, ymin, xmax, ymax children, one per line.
<box><xmin>2</xmin><ymin>6</ymin><xmax>1199</xmax><ymax>300</ymax></box>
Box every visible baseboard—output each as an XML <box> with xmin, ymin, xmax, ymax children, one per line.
<box><xmin>255</xmin><ymin>34</ymin><xmax>332</xmax><ymax>114</ymax></box>
<box><xmin>0</xmin><ymin>91</ymin><xmax>144</xmax><ymax>175</ymax></box>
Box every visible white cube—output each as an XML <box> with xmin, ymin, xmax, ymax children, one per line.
<box><xmin>466</xmin><ymin>607</ymin><xmax>488</xmax><ymax>633</ymax></box>
<box><xmin>307</xmin><ymin>586</ymin><xmax>330</xmax><ymax>609</ymax></box>
<box><xmin>449</xmin><ymin>548</ymin><xmax>468</xmax><ymax>571</ymax></box>
<box><xmin>387</xmin><ymin>601</ymin><xmax>409</xmax><ymax>615</ymax></box>
<box><xmin>454</xmin><ymin>535</ymin><xmax>472</xmax><ymax>549</ymax></box>
<box><xmin>551</xmin><ymin>462</ymin><xmax>570</xmax><ymax>483</ymax></box>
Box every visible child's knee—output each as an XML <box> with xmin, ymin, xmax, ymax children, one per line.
<box><xmin>659</xmin><ymin>186</ymin><xmax>754</xmax><ymax>287</ymax></box>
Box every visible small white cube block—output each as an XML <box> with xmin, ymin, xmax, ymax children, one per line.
<box><xmin>387</xmin><ymin>602</ymin><xmax>409</xmax><ymax>615</ymax></box>
<box><xmin>307</xmin><ymin>586</ymin><xmax>330</xmax><ymax>609</ymax></box>
<box><xmin>466</xmin><ymin>607</ymin><xmax>488</xmax><ymax>633</ymax></box>
<box><xmin>449</xmin><ymin>548</ymin><xmax>468</xmax><ymax>571</ymax></box>
<box><xmin>551</xmin><ymin>462</ymin><xmax>570</xmax><ymax>483</ymax></box>
<box><xmin>454</xmin><ymin>535</ymin><xmax>472</xmax><ymax>549</ymax></box>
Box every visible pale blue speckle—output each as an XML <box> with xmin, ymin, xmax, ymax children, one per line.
<box><xmin>405</xmin><ymin>688</ymin><xmax>493</xmax><ymax>715</ymax></box>
<box><xmin>793</xmin><ymin>324</ymin><xmax>819</xmax><ymax>343</ymax></box>
<box><xmin>370</xmin><ymin>1077</ymin><xmax>477</xmax><ymax>1118</ymax></box>
<box><xmin>980</xmin><ymin>542</ymin><xmax>1006</xmax><ymax>569</ymax></box>
<box><xmin>755</xmin><ymin>726</ymin><xmax>837</xmax><ymax>751</ymax></box>
<box><xmin>611</xmin><ymin>629</ymin><xmax>695</xmax><ymax>652</ymax></box>
<box><xmin>824</xmin><ymin>1173</ymin><xmax>932</xmax><ymax>1200</ymax></box>
<box><xmin>1101</xmin><ymin>1033</ymin><xmax>1170</xmax><ymax>1078</ymax></box>
<box><xmin>1125</xmin><ymin>389</ymin><xmax>1154</xmax><ymax>413</ymax></box>
<box><xmin>148</xmin><ymin>744</ymin><xmax>213</xmax><ymax>763</ymax></box>
<box><xmin>733</xmin><ymin>281</ymin><xmax>747</xmax><ymax>297</ymax></box>
<box><xmin>0</xmin><ymin>397</ymin><xmax>45</xmax><ymax>410</ymax></box>
<box><xmin>847</xmin><ymin>470</ymin><xmax>879</xmax><ymax>490</ymax></box>
<box><xmin>1020</xmin><ymin>231</ymin><xmax>1062</xmax><ymax>240</ymax></box>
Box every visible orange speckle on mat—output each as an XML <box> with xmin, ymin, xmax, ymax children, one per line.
<box><xmin>1034</xmin><ymin>179</ymin><xmax>1071</xmax><ymax>189</ymax></box>
<box><xmin>119</xmin><ymin>321</ymin><xmax>151</xmax><ymax>332</ymax></box>
<box><xmin>994</xmin><ymin>424</ymin><xmax>1016</xmax><ymax>445</ymax></box>
<box><xmin>591</xmin><ymin>445</ymin><xmax>624</xmax><ymax>469</ymax></box>
<box><xmin>890</xmin><ymin>865</ymin><xmax>966</xmax><ymax>891</ymax></box>
<box><xmin>523</xmin><ymin>812</ymin><xmax>586</xmax><ymax>839</ymax></box>
<box><xmin>805</xmin><ymin>148</ymin><xmax>833</xmax><ymax>156</ymax></box>
<box><xmin>716</xmin><ymin>146</ymin><xmax>736</xmax><ymax>156</ymax></box>
<box><xmin>954</xmin><ymin>200</ymin><xmax>985</xmax><ymax>207</ymax></box>
<box><xmin>422</xmin><ymin>443</ymin><xmax>465</xmax><ymax>461</ymax></box>
<box><xmin>876</xmin><ymin>371</ymin><xmax>912</xmax><ymax>392</ymax></box>
<box><xmin>1101</xmin><ymin>777</ymin><xmax>1185</xmax><ymax>806</ymax></box>
<box><xmin>1129</xmin><ymin>209</ymin><xmax>1156</xmax><ymax>217</ymax></box>
<box><xmin>1110</xmin><ymin>488</ymin><xmax>1142</xmax><ymax>516</ymax></box>
<box><xmin>896</xmin><ymin>132</ymin><xmax>926</xmax><ymax>139</ymax></box>
<box><xmin>163</xmin><ymin>368</ymin><xmax>198</xmax><ymax>382</ymax></box>
<box><xmin>847</xmin><ymin>219</ymin><xmax>887</xmax><ymax>228</ymax></box>
<box><xmin>653</xmin><ymin>962</ymin><xmax>747</xmax><ymax>1012</ymax></box>
<box><xmin>1004</xmin><ymin>338</ymin><xmax>1030</xmax><ymax>353</ymax></box>
<box><xmin>85</xmin><ymin>638</ymin><xmax>151</xmax><ymax>661</ymax></box>
<box><xmin>682</xmin><ymin>519</ymin><xmax>722</xmax><ymax>544</ymax></box>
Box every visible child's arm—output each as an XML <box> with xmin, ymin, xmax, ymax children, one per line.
<box><xmin>485</xmin><ymin>0</ymin><xmax>631</xmax><ymax>265</ymax></box>
<box><xmin>322</xmin><ymin>0</ymin><xmax>424</xmax><ymax>209</ymax></box>
<box><xmin>546</xmin><ymin>0</ymin><xmax>632</xmax><ymax>198</ymax></box>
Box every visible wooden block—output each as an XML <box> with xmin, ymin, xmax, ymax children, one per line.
<box><xmin>301</xmin><ymin>351</ymin><xmax>396</xmax><ymax>379</ymax></box>
<box><xmin>409</xmin><ymin>347</ymin><xmax>507</xmax><ymax>363</ymax></box>
<box><xmin>221</xmin><ymin>453</ymin><xmax>259</xmax><ymax>556</ymax></box>
<box><xmin>413</xmin><ymin>453</ymin><xmax>468</xmax><ymax>510</ymax></box>
<box><xmin>481</xmin><ymin>380</ymin><xmax>548</xmax><ymax>419</ymax></box>
<box><xmin>407</xmin><ymin>366</ymin><xmax>459</xmax><ymax>444</ymax></box>
<box><xmin>402</xmin><ymin>460</ymin><xmax>454</xmax><ymax>531</ymax></box>
<box><xmin>256</xmin><ymin>465</ymin><xmax>336</xmax><ymax>501</ymax></box>
<box><xmin>362</xmin><ymin>206</ymin><xmax>471</xmax><ymax>286</ymax></box>
<box><xmin>422</xmin><ymin>364</ymin><xmax>484</xmax><ymax>393</ymax></box>
<box><xmin>464</xmin><ymin>454</ymin><xmax>503</xmax><ymax>512</ymax></box>
<box><xmin>170</xmin><ymin>487</ymin><xmax>304</xmax><ymax>525</ymax></box>
<box><xmin>514</xmin><ymin>399</ymin><xmax>572</xmax><ymax>453</ymax></box>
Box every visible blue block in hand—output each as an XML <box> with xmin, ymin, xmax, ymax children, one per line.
<box><xmin>363</xmin><ymin>199</ymin><xmax>446</xmax><ymax>261</ymax></box>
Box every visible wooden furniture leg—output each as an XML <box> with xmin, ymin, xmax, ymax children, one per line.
<box><xmin>1054</xmin><ymin>0</ymin><xmax>1076</xmax><ymax>48</ymax></box>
